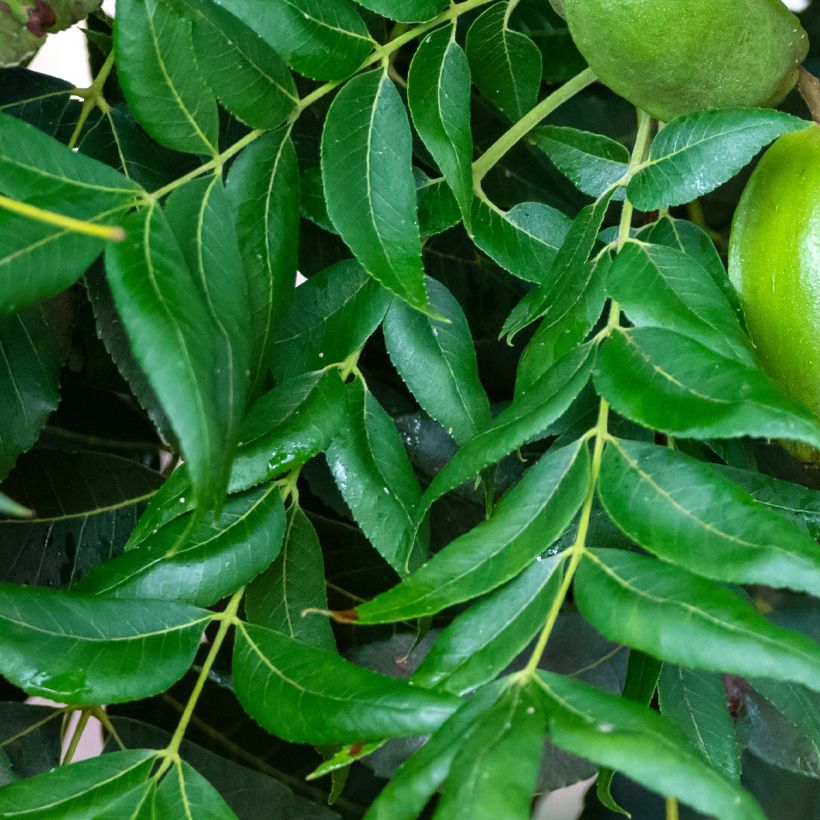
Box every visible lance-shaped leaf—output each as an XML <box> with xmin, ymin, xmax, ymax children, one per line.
<box><xmin>0</xmin><ymin>67</ymin><xmax>72</xmax><ymax>135</ymax></box>
<box><xmin>182</xmin><ymin>0</ymin><xmax>298</xmax><ymax>129</ymax></box>
<box><xmin>127</xmin><ymin>370</ymin><xmax>347</xmax><ymax>545</ymax></box>
<box><xmin>435</xmin><ymin>685</ymin><xmax>546</xmax><ymax>820</ymax></box>
<box><xmin>326</xmin><ymin>381</ymin><xmax>426</xmax><ymax>574</ymax></box>
<box><xmin>366</xmin><ymin>684</ymin><xmax>504</xmax><ymax>820</ymax></box>
<box><xmin>627</xmin><ymin>109</ymin><xmax>807</xmax><ymax>210</ymax></box>
<box><xmin>419</xmin><ymin>344</ymin><xmax>594</xmax><ymax>513</ymax></box>
<box><xmin>76</xmin><ymin>483</ymin><xmax>285</xmax><ymax>606</ymax></box>
<box><xmin>575</xmin><ymin>549</ymin><xmax>820</xmax><ymax>692</ymax></box>
<box><xmin>501</xmin><ymin>191</ymin><xmax>614</xmax><ymax>339</ymax></box>
<box><xmin>0</xmin><ymin>751</ymin><xmax>157</xmax><ymax>817</ymax></box>
<box><xmin>465</xmin><ymin>3</ymin><xmax>542</xmax><ymax>122</ymax></box>
<box><xmin>718</xmin><ymin>466</ymin><xmax>820</xmax><ymax>540</ymax></box>
<box><xmin>353</xmin><ymin>0</ymin><xmax>446</xmax><ymax>22</ymax></box>
<box><xmin>226</xmin><ymin>129</ymin><xmax>299</xmax><ymax>392</ymax></box>
<box><xmin>322</xmin><ymin>70</ymin><xmax>432</xmax><ymax>314</ymax></box>
<box><xmin>348</xmin><ymin>441</ymin><xmax>589</xmax><ymax>624</ymax></box>
<box><xmin>469</xmin><ymin>199</ymin><xmax>571</xmax><ymax>285</ymax></box>
<box><xmin>608</xmin><ymin>241</ymin><xmax>754</xmax><ymax>365</ymax></box>
<box><xmin>0</xmin><ymin>301</ymin><xmax>71</xmax><ymax>481</ymax></box>
<box><xmin>599</xmin><ymin>439</ymin><xmax>820</xmax><ymax>595</ymax></box>
<box><xmin>271</xmin><ymin>259</ymin><xmax>391</xmax><ymax>382</ymax></box>
<box><xmin>0</xmin><ymin>583</ymin><xmax>209</xmax><ymax>703</ymax></box>
<box><xmin>233</xmin><ymin>622</ymin><xmax>459</xmax><ymax>744</ymax></box>
<box><xmin>637</xmin><ymin>215</ymin><xmax>742</xmax><ymax>318</ymax></box>
<box><xmin>165</xmin><ymin>177</ymin><xmax>252</xmax><ymax>466</ymax></box>
<box><xmin>384</xmin><ymin>277</ymin><xmax>490</xmax><ymax>446</ymax></box>
<box><xmin>0</xmin><ymin>450</ymin><xmax>161</xmax><ymax>587</ymax></box>
<box><xmin>658</xmin><ymin>665</ymin><xmax>741</xmax><ymax>780</ymax></box>
<box><xmin>595</xmin><ymin>327</ymin><xmax>820</xmax><ymax>451</ymax></box>
<box><xmin>151</xmin><ymin>760</ymin><xmax>237</xmax><ymax>819</ymax></box>
<box><xmin>749</xmin><ymin>678</ymin><xmax>820</xmax><ymax>770</ymax></box>
<box><xmin>104</xmin><ymin>206</ymin><xmax>241</xmax><ymax>511</ymax></box>
<box><xmin>116</xmin><ymin>0</ymin><xmax>219</xmax><ymax>155</ymax></box>
<box><xmin>515</xmin><ymin>251</ymin><xmax>608</xmax><ymax>395</ymax></box>
<box><xmin>0</xmin><ymin>112</ymin><xmax>140</xmax><ymax>315</ymax></box>
<box><xmin>532</xmin><ymin>125</ymin><xmax>629</xmax><ymax>197</ymax></box>
<box><xmin>213</xmin><ymin>0</ymin><xmax>373</xmax><ymax>81</ymax></box>
<box><xmin>408</xmin><ymin>28</ymin><xmax>473</xmax><ymax>222</ymax></box>
<box><xmin>0</xmin><ymin>703</ymin><xmax>62</xmax><ymax>780</ymax></box>
<box><xmin>413</xmin><ymin>554</ymin><xmax>563</xmax><ymax>694</ymax></box>
<box><xmin>535</xmin><ymin>671</ymin><xmax>764</xmax><ymax>820</ymax></box>
<box><xmin>246</xmin><ymin>505</ymin><xmax>335</xmax><ymax>650</ymax></box>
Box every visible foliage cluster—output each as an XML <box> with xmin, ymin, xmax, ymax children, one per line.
<box><xmin>0</xmin><ymin>0</ymin><xmax>819</xmax><ymax>817</ymax></box>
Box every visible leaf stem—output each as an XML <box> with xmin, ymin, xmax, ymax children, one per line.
<box><xmin>68</xmin><ymin>51</ymin><xmax>116</xmax><ymax>150</ymax></box>
<box><xmin>472</xmin><ymin>67</ymin><xmax>597</xmax><ymax>187</ymax></box>
<box><xmin>155</xmin><ymin>588</ymin><xmax>244</xmax><ymax>777</ymax></box>
<box><xmin>666</xmin><ymin>797</ymin><xmax>680</xmax><ymax>820</ymax></box>
<box><xmin>149</xmin><ymin>0</ymin><xmax>496</xmax><ymax>201</ymax></box>
<box><xmin>517</xmin><ymin>108</ymin><xmax>654</xmax><ymax>680</ymax></box>
<box><xmin>0</xmin><ymin>193</ymin><xmax>125</xmax><ymax>240</ymax></box>
<box><xmin>61</xmin><ymin>708</ymin><xmax>92</xmax><ymax>765</ymax></box>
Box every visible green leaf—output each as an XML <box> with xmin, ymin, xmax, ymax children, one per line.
<box><xmin>718</xmin><ymin>466</ymin><xmax>820</xmax><ymax>540</ymax></box>
<box><xmin>0</xmin><ymin>493</ymin><xmax>32</xmax><ymax>518</ymax></box>
<box><xmin>515</xmin><ymin>250</ymin><xmax>608</xmax><ymax>395</ymax></box>
<box><xmin>128</xmin><ymin>370</ymin><xmax>347</xmax><ymax>545</ymax></box>
<box><xmin>365</xmin><ymin>684</ymin><xmax>504</xmax><ymax>820</ymax></box>
<box><xmin>107</xmin><ymin>716</ymin><xmax>340</xmax><ymax>818</ymax></box>
<box><xmin>595</xmin><ymin>327</ymin><xmax>820</xmax><ymax>451</ymax></box>
<box><xmin>596</xmin><ymin>649</ymin><xmax>664</xmax><ymax>814</ymax></box>
<box><xmin>0</xmin><ymin>583</ymin><xmax>209</xmax><ymax>703</ymax></box>
<box><xmin>627</xmin><ymin>109</ymin><xmax>808</xmax><ymax>210</ymax></box>
<box><xmin>0</xmin><ymin>450</ymin><xmax>161</xmax><ymax>587</ymax></box>
<box><xmin>233</xmin><ymin>622</ymin><xmax>459</xmax><ymax>744</ymax></box>
<box><xmin>532</xmin><ymin>125</ymin><xmax>629</xmax><ymax>197</ymax></box>
<box><xmin>226</xmin><ymin>129</ymin><xmax>299</xmax><ymax>393</ymax></box>
<box><xmin>575</xmin><ymin>549</ymin><xmax>820</xmax><ymax>692</ymax></box>
<box><xmin>0</xmin><ymin>750</ymin><xmax>156</xmax><ymax>817</ymax></box>
<box><xmin>599</xmin><ymin>439</ymin><xmax>820</xmax><ymax>595</ymax></box>
<box><xmin>0</xmin><ymin>302</ymin><xmax>70</xmax><ymax>481</ymax></box>
<box><xmin>183</xmin><ymin>0</ymin><xmax>298</xmax><ymax>129</ymax></box>
<box><xmin>658</xmin><ymin>665</ymin><xmax>741</xmax><ymax>780</ymax></box>
<box><xmin>419</xmin><ymin>344</ymin><xmax>594</xmax><ymax>513</ymax></box>
<box><xmin>350</xmin><ymin>440</ymin><xmax>589</xmax><ymax>624</ymax></box>
<box><xmin>412</xmin><ymin>554</ymin><xmax>563</xmax><ymax>694</ymax></box>
<box><xmin>211</xmin><ymin>0</ymin><xmax>373</xmax><ymax>81</ymax></box>
<box><xmin>0</xmin><ymin>112</ymin><xmax>140</xmax><ymax>315</ymax></box>
<box><xmin>417</xmin><ymin>175</ymin><xmax>463</xmax><ymax>237</ymax></box>
<box><xmin>352</xmin><ymin>0</ymin><xmax>447</xmax><ymax>22</ymax></box>
<box><xmin>384</xmin><ymin>277</ymin><xmax>490</xmax><ymax>446</ymax></box>
<box><xmin>85</xmin><ymin>265</ymin><xmax>179</xmax><ymax>449</ymax></box>
<box><xmin>408</xmin><ymin>28</ymin><xmax>473</xmax><ymax>222</ymax></box>
<box><xmin>245</xmin><ymin>505</ymin><xmax>335</xmax><ymax>650</ymax></box>
<box><xmin>434</xmin><ymin>685</ymin><xmax>545</xmax><ymax>820</ymax></box>
<box><xmin>749</xmin><ymin>678</ymin><xmax>820</xmax><ymax>772</ymax></box>
<box><xmin>469</xmin><ymin>199</ymin><xmax>572</xmax><ymax>284</ymax></box>
<box><xmin>0</xmin><ymin>111</ymin><xmax>140</xmax><ymax>203</ymax></box>
<box><xmin>501</xmin><ymin>191</ymin><xmax>614</xmax><ymax>340</ymax></box>
<box><xmin>0</xmin><ymin>68</ymin><xmax>72</xmax><ymax>135</ymax></box>
<box><xmin>322</xmin><ymin>70</ymin><xmax>432</xmax><ymax>314</ymax></box>
<box><xmin>115</xmin><ymin>0</ymin><xmax>219</xmax><ymax>155</ymax></box>
<box><xmin>0</xmin><ymin>703</ymin><xmax>62</xmax><ymax>780</ymax></box>
<box><xmin>535</xmin><ymin>671</ymin><xmax>764</xmax><ymax>820</ymax></box>
<box><xmin>271</xmin><ymin>259</ymin><xmax>392</xmax><ymax>382</ymax></box>
<box><xmin>104</xmin><ymin>205</ymin><xmax>241</xmax><ymax>511</ymax></box>
<box><xmin>165</xmin><ymin>176</ymin><xmax>252</xmax><ymax>462</ymax></box>
<box><xmin>326</xmin><ymin>380</ymin><xmax>426</xmax><ymax>575</ymax></box>
<box><xmin>608</xmin><ymin>241</ymin><xmax>754</xmax><ymax>365</ymax></box>
<box><xmin>465</xmin><ymin>3</ymin><xmax>542</xmax><ymax>122</ymax></box>
<box><xmin>76</xmin><ymin>483</ymin><xmax>285</xmax><ymax>606</ymax></box>
<box><xmin>151</xmin><ymin>760</ymin><xmax>238</xmax><ymax>819</ymax></box>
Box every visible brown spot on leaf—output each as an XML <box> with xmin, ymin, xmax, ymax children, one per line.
<box><xmin>333</xmin><ymin>608</ymin><xmax>359</xmax><ymax>623</ymax></box>
<box><xmin>349</xmin><ymin>742</ymin><xmax>365</xmax><ymax>756</ymax></box>
<box><xmin>26</xmin><ymin>0</ymin><xmax>56</xmax><ymax>37</ymax></box>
